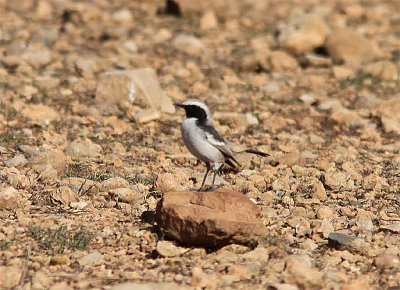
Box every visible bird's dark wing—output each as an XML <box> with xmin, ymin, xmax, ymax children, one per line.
<box><xmin>201</xmin><ymin>124</ymin><xmax>240</xmax><ymax>168</ymax></box>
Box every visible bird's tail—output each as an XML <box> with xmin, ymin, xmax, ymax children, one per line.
<box><xmin>234</xmin><ymin>149</ymin><xmax>269</xmax><ymax>157</ymax></box>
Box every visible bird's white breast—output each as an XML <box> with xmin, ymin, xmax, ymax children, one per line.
<box><xmin>181</xmin><ymin>118</ymin><xmax>225</xmax><ymax>164</ymax></box>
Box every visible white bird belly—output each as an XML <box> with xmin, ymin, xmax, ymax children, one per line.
<box><xmin>181</xmin><ymin>119</ymin><xmax>225</xmax><ymax>164</ymax></box>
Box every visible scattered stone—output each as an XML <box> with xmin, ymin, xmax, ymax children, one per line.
<box><xmin>5</xmin><ymin>154</ymin><xmax>27</xmax><ymax>167</ymax></box>
<box><xmin>278</xmin><ymin>14</ymin><xmax>329</xmax><ymax>54</ymax></box>
<box><xmin>330</xmin><ymin>109</ymin><xmax>363</xmax><ymax>126</ymax></box>
<box><xmin>112</xmin><ymin>9</ymin><xmax>132</xmax><ymax>23</ymax></box>
<box><xmin>153</xmin><ymin>28</ymin><xmax>173</xmax><ymax>43</ymax></box>
<box><xmin>75</xmin><ymin>58</ymin><xmax>96</xmax><ymax>77</ymax></box>
<box><xmin>380</xmin><ymin>223</ymin><xmax>400</xmax><ymax>233</ymax></box>
<box><xmin>65</xmin><ymin>138</ymin><xmax>102</xmax><ymax>159</ymax></box>
<box><xmin>95</xmin><ymin>69</ymin><xmax>175</xmax><ymax>117</ymax></box>
<box><xmin>104</xmin><ymin>116</ymin><xmax>132</xmax><ymax>134</ymax></box>
<box><xmin>364</xmin><ymin>61</ymin><xmax>398</xmax><ymax>81</ymax></box>
<box><xmin>377</xmin><ymin>99</ymin><xmax>400</xmax><ymax>121</ymax></box>
<box><xmin>283</xmin><ymin>255</ymin><xmax>324</xmax><ymax>288</ymax></box>
<box><xmin>51</xmin><ymin>186</ymin><xmax>78</xmax><ymax>205</ymax></box>
<box><xmin>316</xmin><ymin>99</ymin><xmax>343</xmax><ymax>112</ymax></box>
<box><xmin>328</xmin><ymin>232</ymin><xmax>365</xmax><ymax>253</ymax></box>
<box><xmin>227</xmin><ymin>264</ymin><xmax>252</xmax><ymax>280</ymax></box>
<box><xmin>309</xmin><ymin>178</ymin><xmax>327</xmax><ymax>201</ymax></box>
<box><xmin>242</xmin><ymin>113</ymin><xmax>259</xmax><ymax>126</ymax></box>
<box><xmin>32</xmin><ymin>271</ymin><xmax>53</xmax><ymax>289</ymax></box>
<box><xmin>78</xmin><ymin>251</ymin><xmax>103</xmax><ymax>266</ymax></box>
<box><xmin>100</xmin><ymin>177</ymin><xmax>130</xmax><ymax>192</ymax></box>
<box><xmin>304</xmin><ymin>53</ymin><xmax>332</xmax><ymax>66</ymax></box>
<box><xmin>323</xmin><ymin>172</ymin><xmax>349</xmax><ymax>191</ymax></box>
<box><xmin>241</xmin><ymin>246</ymin><xmax>269</xmax><ymax>263</ymax></box>
<box><xmin>109</xmin><ymin>188</ymin><xmax>144</xmax><ymax>205</ymax></box>
<box><xmin>299</xmin><ymin>94</ymin><xmax>317</xmax><ymax>106</ymax></box>
<box><xmin>22</xmin><ymin>44</ymin><xmax>52</xmax><ymax>68</ymax></box>
<box><xmin>156</xmin><ymin>241</ymin><xmax>183</xmax><ymax>257</ymax></box>
<box><xmin>380</xmin><ymin>117</ymin><xmax>400</xmax><ymax>134</ymax></box>
<box><xmin>34</xmin><ymin>76</ymin><xmax>60</xmax><ymax>90</ymax></box>
<box><xmin>200</xmin><ymin>10</ymin><xmax>218</xmax><ymax>30</ymax></box>
<box><xmin>269</xmin><ymin>51</ymin><xmax>299</xmax><ymax>72</ymax></box>
<box><xmin>272</xmin><ymin>178</ymin><xmax>291</xmax><ymax>192</ymax></box>
<box><xmin>172</xmin><ymin>34</ymin><xmax>206</xmax><ymax>56</ymax></box>
<box><xmin>309</xmin><ymin>133</ymin><xmax>326</xmax><ymax>144</ymax></box>
<box><xmin>121</xmin><ymin>40</ymin><xmax>138</xmax><ymax>53</ymax></box>
<box><xmin>21</xmin><ymin>104</ymin><xmax>60</xmax><ymax>126</ymax></box>
<box><xmin>0</xmin><ymin>1</ymin><xmax>398</xmax><ymax>288</ymax></box>
<box><xmin>317</xmin><ymin>206</ymin><xmax>334</xmax><ymax>220</ymax></box>
<box><xmin>0</xmin><ymin>266</ymin><xmax>23</xmax><ymax>288</ymax></box>
<box><xmin>332</xmin><ymin>65</ymin><xmax>356</xmax><ymax>80</ymax></box>
<box><xmin>132</xmin><ymin>108</ymin><xmax>161</xmax><ymax>123</ymax></box>
<box><xmin>155</xmin><ymin>189</ymin><xmax>266</xmax><ymax>247</ymax></box>
<box><xmin>36</xmin><ymin>0</ymin><xmax>53</xmax><ymax>19</ymax></box>
<box><xmin>155</xmin><ymin>173</ymin><xmax>184</xmax><ymax>193</ymax></box>
<box><xmin>354</xmin><ymin>92</ymin><xmax>382</xmax><ymax>109</ymax></box>
<box><xmin>28</xmin><ymin>146</ymin><xmax>67</xmax><ymax>174</ymax></box>
<box><xmin>325</xmin><ymin>28</ymin><xmax>379</xmax><ymax>67</ymax></box>
<box><xmin>374</xmin><ymin>254</ymin><xmax>400</xmax><ymax>269</ymax></box>
<box><xmin>0</xmin><ymin>187</ymin><xmax>24</xmax><ymax>210</ymax></box>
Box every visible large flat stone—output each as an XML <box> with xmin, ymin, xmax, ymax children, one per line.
<box><xmin>155</xmin><ymin>189</ymin><xmax>266</xmax><ymax>247</ymax></box>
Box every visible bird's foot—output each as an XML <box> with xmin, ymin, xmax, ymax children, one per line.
<box><xmin>197</xmin><ymin>186</ymin><xmax>216</xmax><ymax>192</ymax></box>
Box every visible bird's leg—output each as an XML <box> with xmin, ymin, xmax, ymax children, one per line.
<box><xmin>199</xmin><ymin>162</ymin><xmax>211</xmax><ymax>191</ymax></box>
<box><xmin>209</xmin><ymin>162</ymin><xmax>220</xmax><ymax>191</ymax></box>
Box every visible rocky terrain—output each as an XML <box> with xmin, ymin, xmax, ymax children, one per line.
<box><xmin>0</xmin><ymin>0</ymin><xmax>400</xmax><ymax>289</ymax></box>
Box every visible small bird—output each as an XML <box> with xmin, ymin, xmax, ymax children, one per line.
<box><xmin>174</xmin><ymin>99</ymin><xmax>268</xmax><ymax>191</ymax></box>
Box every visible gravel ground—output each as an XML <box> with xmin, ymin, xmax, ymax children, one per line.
<box><xmin>0</xmin><ymin>0</ymin><xmax>399</xmax><ymax>289</ymax></box>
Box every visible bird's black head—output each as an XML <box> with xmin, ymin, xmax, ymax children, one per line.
<box><xmin>174</xmin><ymin>99</ymin><xmax>212</xmax><ymax>124</ymax></box>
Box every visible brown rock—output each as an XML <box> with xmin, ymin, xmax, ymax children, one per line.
<box><xmin>241</xmin><ymin>246</ymin><xmax>269</xmax><ymax>263</ymax></box>
<box><xmin>364</xmin><ymin>61</ymin><xmax>398</xmax><ymax>81</ymax></box>
<box><xmin>317</xmin><ymin>206</ymin><xmax>334</xmax><ymax>220</ymax></box>
<box><xmin>51</xmin><ymin>186</ymin><xmax>78</xmax><ymax>205</ymax></box>
<box><xmin>325</xmin><ymin>28</ymin><xmax>379</xmax><ymax>67</ymax></box>
<box><xmin>21</xmin><ymin>104</ymin><xmax>60</xmax><ymax>126</ymax></box>
<box><xmin>155</xmin><ymin>173</ymin><xmax>184</xmax><ymax>193</ymax></box>
<box><xmin>156</xmin><ymin>241</ymin><xmax>184</xmax><ymax>257</ymax></box>
<box><xmin>95</xmin><ymin>69</ymin><xmax>175</xmax><ymax>114</ymax></box>
<box><xmin>377</xmin><ymin>99</ymin><xmax>400</xmax><ymax>121</ymax></box>
<box><xmin>28</xmin><ymin>147</ymin><xmax>67</xmax><ymax>174</ymax></box>
<box><xmin>172</xmin><ymin>34</ymin><xmax>206</xmax><ymax>56</ymax></box>
<box><xmin>283</xmin><ymin>255</ymin><xmax>324</xmax><ymax>288</ymax></box>
<box><xmin>381</xmin><ymin>117</ymin><xmax>400</xmax><ymax>134</ymax></box>
<box><xmin>227</xmin><ymin>264</ymin><xmax>252</xmax><ymax>280</ymax></box>
<box><xmin>0</xmin><ymin>187</ymin><xmax>23</xmax><ymax>210</ymax></box>
<box><xmin>0</xmin><ymin>266</ymin><xmax>23</xmax><ymax>288</ymax></box>
<box><xmin>155</xmin><ymin>189</ymin><xmax>266</xmax><ymax>247</ymax></box>
<box><xmin>374</xmin><ymin>253</ymin><xmax>400</xmax><ymax>269</ymax></box>
<box><xmin>110</xmin><ymin>188</ymin><xmax>144</xmax><ymax>205</ymax></box>
<box><xmin>100</xmin><ymin>177</ymin><xmax>130</xmax><ymax>191</ymax></box>
<box><xmin>191</xmin><ymin>267</ymin><xmax>218</xmax><ymax>289</ymax></box>
<box><xmin>200</xmin><ymin>10</ymin><xmax>218</xmax><ymax>30</ymax></box>
<box><xmin>65</xmin><ymin>138</ymin><xmax>102</xmax><ymax>159</ymax></box>
<box><xmin>269</xmin><ymin>51</ymin><xmax>299</xmax><ymax>72</ymax></box>
<box><xmin>278</xmin><ymin>14</ymin><xmax>329</xmax><ymax>55</ymax></box>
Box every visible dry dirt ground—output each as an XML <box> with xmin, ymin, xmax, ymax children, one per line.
<box><xmin>0</xmin><ymin>0</ymin><xmax>400</xmax><ymax>289</ymax></box>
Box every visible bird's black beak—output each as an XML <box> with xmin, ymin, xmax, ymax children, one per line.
<box><xmin>174</xmin><ymin>103</ymin><xmax>184</xmax><ymax>108</ymax></box>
